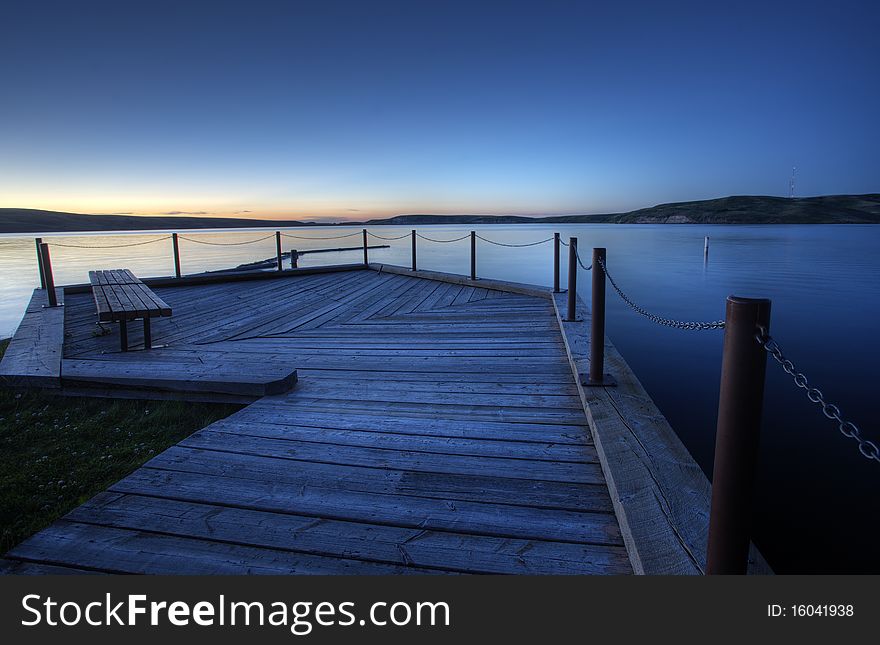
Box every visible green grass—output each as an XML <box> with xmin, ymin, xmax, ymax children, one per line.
<box><xmin>0</xmin><ymin>338</ymin><xmax>243</xmax><ymax>553</ymax></box>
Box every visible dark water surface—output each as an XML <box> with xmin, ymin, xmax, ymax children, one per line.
<box><xmin>1</xmin><ymin>224</ymin><xmax>877</xmax><ymax>572</ymax></box>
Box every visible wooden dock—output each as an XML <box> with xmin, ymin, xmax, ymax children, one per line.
<box><xmin>0</xmin><ymin>263</ymin><xmax>736</xmax><ymax>575</ymax></box>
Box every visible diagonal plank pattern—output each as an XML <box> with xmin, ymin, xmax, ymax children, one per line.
<box><xmin>5</xmin><ymin>269</ymin><xmax>631</xmax><ymax>574</ymax></box>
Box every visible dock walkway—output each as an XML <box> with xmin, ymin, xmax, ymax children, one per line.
<box><xmin>2</xmin><ymin>267</ymin><xmax>642</xmax><ymax>574</ymax></box>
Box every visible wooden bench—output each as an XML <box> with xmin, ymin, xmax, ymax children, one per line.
<box><xmin>89</xmin><ymin>269</ymin><xmax>172</xmax><ymax>351</ymax></box>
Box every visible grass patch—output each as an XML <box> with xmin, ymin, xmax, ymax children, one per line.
<box><xmin>0</xmin><ymin>338</ymin><xmax>243</xmax><ymax>553</ymax></box>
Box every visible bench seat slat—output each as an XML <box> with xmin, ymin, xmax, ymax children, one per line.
<box><xmin>89</xmin><ymin>270</ymin><xmax>172</xmax><ymax>323</ymax></box>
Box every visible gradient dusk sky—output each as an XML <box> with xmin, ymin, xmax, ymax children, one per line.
<box><xmin>1</xmin><ymin>1</ymin><xmax>878</xmax><ymax>221</ymax></box>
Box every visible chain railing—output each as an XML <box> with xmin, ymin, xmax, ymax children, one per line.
<box><xmin>597</xmin><ymin>256</ymin><xmax>725</xmax><ymax>330</ymax></box>
<box><xmin>572</xmin><ymin>243</ymin><xmax>592</xmax><ymax>271</ymax></box>
<box><xmin>756</xmin><ymin>327</ymin><xmax>878</xmax><ymax>463</ymax></box>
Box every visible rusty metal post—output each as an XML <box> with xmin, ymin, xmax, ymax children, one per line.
<box><xmin>39</xmin><ymin>243</ymin><xmax>58</xmax><ymax>307</ymax></box>
<box><xmin>588</xmin><ymin>247</ymin><xmax>608</xmax><ymax>385</ymax></box>
<box><xmin>411</xmin><ymin>230</ymin><xmax>417</xmax><ymax>271</ymax></box>
<box><xmin>290</xmin><ymin>249</ymin><xmax>298</xmax><ymax>268</ymax></box>
<box><xmin>35</xmin><ymin>237</ymin><xmax>46</xmax><ymax>289</ymax></box>
<box><xmin>566</xmin><ymin>238</ymin><xmax>577</xmax><ymax>321</ymax></box>
<box><xmin>275</xmin><ymin>231</ymin><xmax>283</xmax><ymax>271</ymax></box>
<box><xmin>553</xmin><ymin>233</ymin><xmax>560</xmax><ymax>293</ymax></box>
<box><xmin>172</xmin><ymin>233</ymin><xmax>181</xmax><ymax>278</ymax></box>
<box><xmin>362</xmin><ymin>229</ymin><xmax>368</xmax><ymax>265</ymax></box>
<box><xmin>706</xmin><ymin>296</ymin><xmax>771</xmax><ymax>575</ymax></box>
<box><xmin>470</xmin><ymin>231</ymin><xmax>476</xmax><ymax>280</ymax></box>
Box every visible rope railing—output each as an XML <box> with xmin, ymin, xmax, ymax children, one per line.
<box><xmin>415</xmin><ymin>232</ymin><xmax>471</xmax><ymax>243</ymax></box>
<box><xmin>474</xmin><ymin>234</ymin><xmax>553</xmax><ymax>248</ymax></box>
<box><xmin>367</xmin><ymin>231</ymin><xmax>411</xmax><ymax>241</ymax></box>
<box><xmin>47</xmin><ymin>235</ymin><xmax>172</xmax><ymax>249</ymax></box>
<box><xmin>177</xmin><ymin>233</ymin><xmax>275</xmax><ymax>246</ymax></box>
<box><xmin>282</xmin><ymin>231</ymin><xmax>362</xmax><ymax>240</ymax></box>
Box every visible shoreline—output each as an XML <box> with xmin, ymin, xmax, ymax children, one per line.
<box><xmin>2</xmin><ymin>193</ymin><xmax>879</xmax><ymax>234</ymax></box>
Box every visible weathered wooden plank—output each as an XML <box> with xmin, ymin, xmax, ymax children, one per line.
<box><xmin>367</xmin><ymin>263</ymin><xmax>553</xmax><ymax>299</ymax></box>
<box><xmin>290</xmin><ymin>379</ymin><xmax>584</xmax><ymax>409</ymax></box>
<box><xmin>8</xmin><ymin>521</ymin><xmax>442</xmax><ymax>575</ymax></box>
<box><xmin>201</xmin><ymin>420</ymin><xmax>594</xmax><ymax>462</ymax></box>
<box><xmin>62</xmin><ymin>356</ymin><xmax>297</xmax><ymax>397</ymax></box>
<box><xmin>0</xmin><ymin>559</ymin><xmax>99</xmax><ymax>575</ymax></box>
<box><xmin>233</xmin><ymin>406</ymin><xmax>592</xmax><ymax>444</ymax></box>
<box><xmin>259</xmin><ymin>397</ymin><xmax>586</xmax><ymax>425</ymax></box>
<box><xmin>62</xmin><ymin>493</ymin><xmax>629</xmax><ymax>574</ymax></box>
<box><xmin>0</xmin><ymin>288</ymin><xmax>64</xmax><ymax>387</ymax></box>
<box><xmin>145</xmin><ymin>446</ymin><xmax>609</xmax><ymax>512</ymax></box>
<box><xmin>110</xmin><ymin>468</ymin><xmax>624</xmax><ymax>545</ymax></box>
<box><xmin>181</xmin><ymin>430</ymin><xmax>603</xmax><ymax>483</ymax></box>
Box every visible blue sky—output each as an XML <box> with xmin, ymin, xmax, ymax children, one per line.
<box><xmin>1</xmin><ymin>0</ymin><xmax>877</xmax><ymax>220</ymax></box>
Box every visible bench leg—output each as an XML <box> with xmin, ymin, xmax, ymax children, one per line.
<box><xmin>143</xmin><ymin>317</ymin><xmax>152</xmax><ymax>350</ymax></box>
<box><xmin>119</xmin><ymin>320</ymin><xmax>128</xmax><ymax>352</ymax></box>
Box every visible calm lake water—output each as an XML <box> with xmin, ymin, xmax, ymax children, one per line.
<box><xmin>1</xmin><ymin>224</ymin><xmax>878</xmax><ymax>573</ymax></box>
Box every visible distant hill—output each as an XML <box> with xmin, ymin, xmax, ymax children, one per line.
<box><xmin>365</xmin><ymin>194</ymin><xmax>880</xmax><ymax>226</ymax></box>
<box><xmin>0</xmin><ymin>209</ymin><xmax>312</xmax><ymax>234</ymax></box>
<box><xmin>2</xmin><ymin>194</ymin><xmax>879</xmax><ymax>234</ymax></box>
<box><xmin>595</xmin><ymin>194</ymin><xmax>880</xmax><ymax>224</ymax></box>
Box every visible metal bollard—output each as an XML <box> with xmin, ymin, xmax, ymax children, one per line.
<box><xmin>35</xmin><ymin>237</ymin><xmax>46</xmax><ymax>289</ymax></box>
<box><xmin>411</xmin><ymin>230</ymin><xmax>417</xmax><ymax>271</ymax></box>
<box><xmin>584</xmin><ymin>247</ymin><xmax>613</xmax><ymax>386</ymax></box>
<box><xmin>566</xmin><ymin>238</ymin><xmax>577</xmax><ymax>321</ymax></box>
<box><xmin>275</xmin><ymin>231</ymin><xmax>283</xmax><ymax>271</ymax></box>
<box><xmin>39</xmin><ymin>243</ymin><xmax>58</xmax><ymax>307</ymax></box>
<box><xmin>553</xmin><ymin>233</ymin><xmax>560</xmax><ymax>293</ymax></box>
<box><xmin>172</xmin><ymin>233</ymin><xmax>181</xmax><ymax>278</ymax></box>
<box><xmin>363</xmin><ymin>229</ymin><xmax>368</xmax><ymax>265</ymax></box>
<box><xmin>470</xmin><ymin>231</ymin><xmax>476</xmax><ymax>280</ymax></box>
<box><xmin>706</xmin><ymin>296</ymin><xmax>771</xmax><ymax>574</ymax></box>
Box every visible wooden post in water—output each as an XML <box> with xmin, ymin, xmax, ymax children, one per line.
<box><xmin>290</xmin><ymin>249</ymin><xmax>298</xmax><ymax>268</ymax></box>
<box><xmin>553</xmin><ymin>233</ymin><xmax>560</xmax><ymax>293</ymax></box>
<box><xmin>362</xmin><ymin>229</ymin><xmax>368</xmax><ymax>265</ymax></box>
<box><xmin>39</xmin><ymin>243</ymin><xmax>58</xmax><ymax>307</ymax></box>
<box><xmin>706</xmin><ymin>296</ymin><xmax>771</xmax><ymax>575</ymax></box>
<box><xmin>586</xmin><ymin>247</ymin><xmax>609</xmax><ymax>385</ymax></box>
<box><xmin>566</xmin><ymin>237</ymin><xmax>577</xmax><ymax>321</ymax></box>
<box><xmin>411</xmin><ymin>230</ymin><xmax>417</xmax><ymax>271</ymax></box>
<box><xmin>470</xmin><ymin>231</ymin><xmax>476</xmax><ymax>281</ymax></box>
<box><xmin>275</xmin><ymin>231</ymin><xmax>283</xmax><ymax>271</ymax></box>
<box><xmin>172</xmin><ymin>233</ymin><xmax>181</xmax><ymax>278</ymax></box>
<box><xmin>704</xmin><ymin>236</ymin><xmax>710</xmax><ymax>259</ymax></box>
<box><xmin>35</xmin><ymin>237</ymin><xmax>46</xmax><ymax>289</ymax></box>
